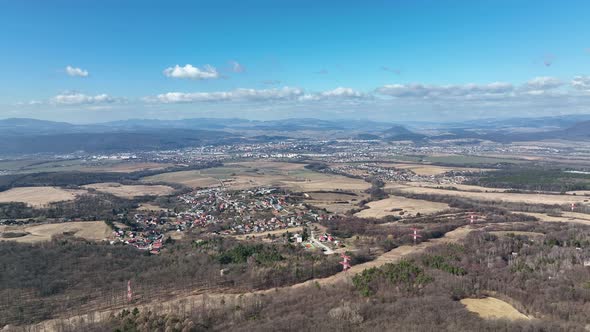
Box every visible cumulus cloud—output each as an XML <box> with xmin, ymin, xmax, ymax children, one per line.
<box><xmin>51</xmin><ymin>92</ymin><xmax>117</xmax><ymax>105</ymax></box>
<box><xmin>163</xmin><ymin>64</ymin><xmax>219</xmax><ymax>80</ymax></box>
<box><xmin>148</xmin><ymin>87</ymin><xmax>366</xmax><ymax>104</ymax></box>
<box><xmin>152</xmin><ymin>87</ymin><xmax>305</xmax><ymax>103</ymax></box>
<box><xmin>229</xmin><ymin>61</ymin><xmax>245</xmax><ymax>73</ymax></box>
<box><xmin>376</xmin><ymin>82</ymin><xmax>514</xmax><ymax>99</ymax></box>
<box><xmin>524</xmin><ymin>76</ymin><xmax>562</xmax><ymax>91</ymax></box>
<box><xmin>65</xmin><ymin>66</ymin><xmax>89</xmax><ymax>77</ymax></box>
<box><xmin>572</xmin><ymin>76</ymin><xmax>590</xmax><ymax>92</ymax></box>
<box><xmin>319</xmin><ymin>87</ymin><xmax>365</xmax><ymax>99</ymax></box>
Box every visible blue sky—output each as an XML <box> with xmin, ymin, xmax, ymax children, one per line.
<box><xmin>1</xmin><ymin>0</ymin><xmax>589</xmax><ymax>123</ymax></box>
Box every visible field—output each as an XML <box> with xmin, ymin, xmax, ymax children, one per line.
<box><xmin>83</xmin><ymin>183</ymin><xmax>175</xmax><ymax>198</ymax></box>
<box><xmin>376</xmin><ymin>163</ymin><xmax>492</xmax><ymax>176</ymax></box>
<box><xmin>80</xmin><ymin>162</ymin><xmax>171</xmax><ymax>173</ymax></box>
<box><xmin>387</xmin><ymin>154</ymin><xmax>528</xmax><ymax>166</ymax></box>
<box><xmin>460</xmin><ymin>297</ymin><xmax>531</xmax><ymax>320</ymax></box>
<box><xmin>354</xmin><ymin>195</ymin><xmax>449</xmax><ymax>218</ymax></box>
<box><xmin>386</xmin><ymin>183</ymin><xmax>587</xmax><ymax>205</ymax></box>
<box><xmin>305</xmin><ymin>191</ymin><xmax>368</xmax><ymax>214</ymax></box>
<box><xmin>143</xmin><ymin>161</ymin><xmax>370</xmax><ymax>192</ymax></box>
<box><xmin>0</xmin><ymin>186</ymin><xmax>83</xmax><ymax>207</ymax></box>
<box><xmin>0</xmin><ymin>221</ymin><xmax>112</xmax><ymax>243</ymax></box>
<box><xmin>519</xmin><ymin>212</ymin><xmax>590</xmax><ymax>226</ymax></box>
<box><xmin>0</xmin><ymin>159</ymin><xmax>171</xmax><ymax>174</ymax></box>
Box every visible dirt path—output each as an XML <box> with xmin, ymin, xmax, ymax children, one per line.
<box><xmin>22</xmin><ymin>226</ymin><xmax>473</xmax><ymax>331</ymax></box>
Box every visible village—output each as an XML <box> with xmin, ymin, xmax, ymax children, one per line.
<box><xmin>111</xmin><ymin>187</ymin><xmax>342</xmax><ymax>254</ymax></box>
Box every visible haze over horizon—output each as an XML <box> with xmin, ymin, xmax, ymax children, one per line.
<box><xmin>2</xmin><ymin>0</ymin><xmax>590</xmax><ymax>123</ymax></box>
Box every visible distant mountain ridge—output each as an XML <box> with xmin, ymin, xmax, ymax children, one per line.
<box><xmin>2</xmin><ymin>115</ymin><xmax>590</xmax><ymax>155</ymax></box>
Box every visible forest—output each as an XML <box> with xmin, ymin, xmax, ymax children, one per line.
<box><xmin>0</xmin><ymin>234</ymin><xmax>341</xmax><ymax>326</ymax></box>
<box><xmin>46</xmin><ymin>221</ymin><xmax>590</xmax><ymax>332</ymax></box>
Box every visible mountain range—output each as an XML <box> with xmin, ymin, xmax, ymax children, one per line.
<box><xmin>1</xmin><ymin>115</ymin><xmax>590</xmax><ymax>155</ymax></box>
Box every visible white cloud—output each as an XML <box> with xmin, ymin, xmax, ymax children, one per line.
<box><xmin>572</xmin><ymin>76</ymin><xmax>590</xmax><ymax>92</ymax></box>
<box><xmin>148</xmin><ymin>86</ymin><xmax>367</xmax><ymax>104</ymax></box>
<box><xmin>524</xmin><ymin>76</ymin><xmax>562</xmax><ymax>90</ymax></box>
<box><xmin>230</xmin><ymin>61</ymin><xmax>245</xmax><ymax>73</ymax></box>
<box><xmin>163</xmin><ymin>64</ymin><xmax>219</xmax><ymax>80</ymax></box>
<box><xmin>65</xmin><ymin>66</ymin><xmax>89</xmax><ymax>77</ymax></box>
<box><xmin>376</xmin><ymin>82</ymin><xmax>514</xmax><ymax>99</ymax></box>
<box><xmin>51</xmin><ymin>92</ymin><xmax>117</xmax><ymax>105</ymax></box>
<box><xmin>320</xmin><ymin>87</ymin><xmax>364</xmax><ymax>98</ymax></box>
<box><xmin>152</xmin><ymin>87</ymin><xmax>304</xmax><ymax>103</ymax></box>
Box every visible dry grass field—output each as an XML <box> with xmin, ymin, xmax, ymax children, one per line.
<box><xmin>143</xmin><ymin>161</ymin><xmax>370</xmax><ymax>192</ymax></box>
<box><xmin>566</xmin><ymin>190</ymin><xmax>590</xmax><ymax>196</ymax></box>
<box><xmin>355</xmin><ymin>195</ymin><xmax>449</xmax><ymax>218</ymax></box>
<box><xmin>0</xmin><ymin>187</ymin><xmax>84</xmax><ymax>207</ymax></box>
<box><xmin>386</xmin><ymin>183</ymin><xmax>587</xmax><ymax>205</ymax></box>
<box><xmin>81</xmin><ymin>162</ymin><xmax>171</xmax><ymax>173</ymax></box>
<box><xmin>304</xmin><ymin>191</ymin><xmax>368</xmax><ymax>214</ymax></box>
<box><xmin>379</xmin><ymin>163</ymin><xmax>492</xmax><ymax>176</ymax></box>
<box><xmin>0</xmin><ymin>221</ymin><xmax>112</xmax><ymax>243</ymax></box>
<box><xmin>83</xmin><ymin>183</ymin><xmax>175</xmax><ymax>198</ymax></box>
<box><xmin>137</xmin><ymin>203</ymin><xmax>167</xmax><ymax>211</ymax></box>
<box><xmin>460</xmin><ymin>297</ymin><xmax>531</xmax><ymax>320</ymax></box>
<box><xmin>519</xmin><ymin>212</ymin><xmax>590</xmax><ymax>226</ymax></box>
<box><xmin>2</xmin><ymin>159</ymin><xmax>172</xmax><ymax>174</ymax></box>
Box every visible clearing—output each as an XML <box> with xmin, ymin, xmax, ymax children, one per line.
<box><xmin>83</xmin><ymin>183</ymin><xmax>175</xmax><ymax>198</ymax></box>
<box><xmin>460</xmin><ymin>297</ymin><xmax>531</xmax><ymax>321</ymax></box>
<box><xmin>0</xmin><ymin>186</ymin><xmax>83</xmax><ymax>207</ymax></box>
<box><xmin>304</xmin><ymin>191</ymin><xmax>368</xmax><ymax>214</ymax></box>
<box><xmin>0</xmin><ymin>221</ymin><xmax>112</xmax><ymax>243</ymax></box>
<box><xmin>355</xmin><ymin>195</ymin><xmax>449</xmax><ymax>219</ymax></box>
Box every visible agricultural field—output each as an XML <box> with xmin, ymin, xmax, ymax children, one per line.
<box><xmin>387</xmin><ymin>154</ymin><xmax>528</xmax><ymax>166</ymax></box>
<box><xmin>83</xmin><ymin>182</ymin><xmax>175</xmax><ymax>198</ymax></box>
<box><xmin>0</xmin><ymin>221</ymin><xmax>112</xmax><ymax>243</ymax></box>
<box><xmin>0</xmin><ymin>158</ymin><xmax>171</xmax><ymax>175</ymax></box>
<box><xmin>0</xmin><ymin>186</ymin><xmax>84</xmax><ymax>207</ymax></box>
<box><xmin>304</xmin><ymin>191</ymin><xmax>368</xmax><ymax>214</ymax></box>
<box><xmin>386</xmin><ymin>183</ymin><xmax>587</xmax><ymax>205</ymax></box>
<box><xmin>143</xmin><ymin>161</ymin><xmax>370</xmax><ymax>192</ymax></box>
<box><xmin>354</xmin><ymin>195</ymin><xmax>450</xmax><ymax>219</ymax></box>
<box><xmin>376</xmin><ymin>163</ymin><xmax>492</xmax><ymax>176</ymax></box>
<box><xmin>460</xmin><ymin>297</ymin><xmax>531</xmax><ymax>321</ymax></box>
<box><xmin>78</xmin><ymin>162</ymin><xmax>171</xmax><ymax>173</ymax></box>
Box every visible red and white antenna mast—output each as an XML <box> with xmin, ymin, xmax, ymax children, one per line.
<box><xmin>410</xmin><ymin>228</ymin><xmax>422</xmax><ymax>244</ymax></box>
<box><xmin>340</xmin><ymin>253</ymin><xmax>351</xmax><ymax>272</ymax></box>
<box><xmin>127</xmin><ymin>280</ymin><xmax>133</xmax><ymax>302</ymax></box>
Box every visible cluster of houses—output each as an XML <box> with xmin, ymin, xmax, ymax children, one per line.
<box><xmin>111</xmin><ymin>227</ymin><xmax>164</xmax><ymax>255</ymax></box>
<box><xmin>111</xmin><ymin>187</ymin><xmax>329</xmax><ymax>254</ymax></box>
<box><xmin>177</xmin><ymin>187</ymin><xmax>325</xmax><ymax>235</ymax></box>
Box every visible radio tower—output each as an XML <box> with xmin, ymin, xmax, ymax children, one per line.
<box><xmin>340</xmin><ymin>253</ymin><xmax>351</xmax><ymax>272</ymax></box>
<box><xmin>410</xmin><ymin>228</ymin><xmax>422</xmax><ymax>244</ymax></box>
<box><xmin>127</xmin><ymin>280</ymin><xmax>133</xmax><ymax>302</ymax></box>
